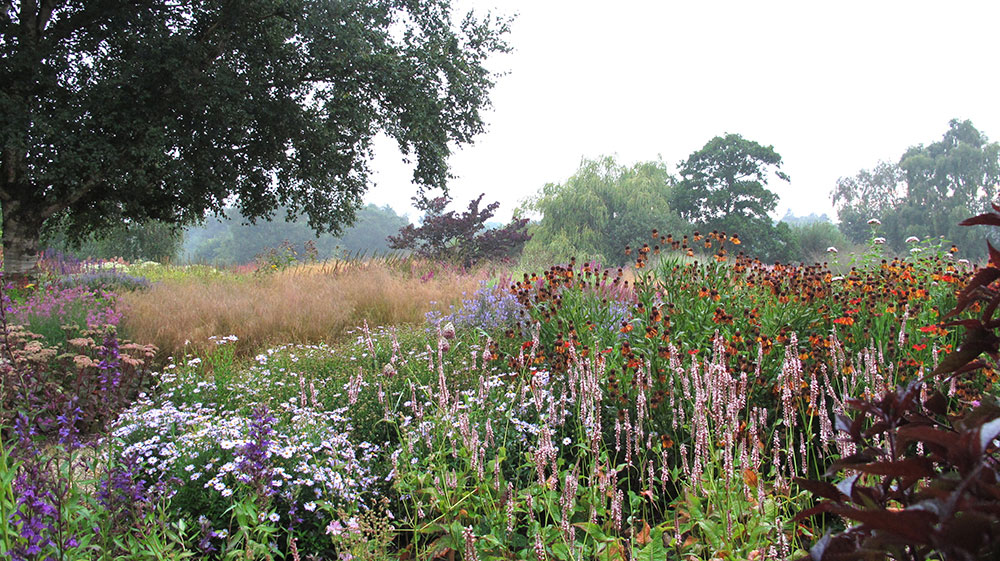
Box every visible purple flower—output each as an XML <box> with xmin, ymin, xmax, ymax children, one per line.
<box><xmin>238</xmin><ymin>406</ymin><xmax>276</xmax><ymax>496</ymax></box>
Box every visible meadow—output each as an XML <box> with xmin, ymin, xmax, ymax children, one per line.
<box><xmin>1</xmin><ymin>231</ymin><xmax>994</xmax><ymax>560</ymax></box>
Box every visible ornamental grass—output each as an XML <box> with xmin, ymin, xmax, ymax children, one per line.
<box><xmin>119</xmin><ymin>259</ymin><xmax>491</xmax><ymax>358</ymax></box>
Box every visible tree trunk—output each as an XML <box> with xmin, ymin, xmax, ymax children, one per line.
<box><xmin>2</xmin><ymin>204</ymin><xmax>44</xmax><ymax>282</ymax></box>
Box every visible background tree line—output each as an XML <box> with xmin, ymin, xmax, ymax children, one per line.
<box><xmin>833</xmin><ymin>119</ymin><xmax>999</xmax><ymax>256</ymax></box>
<box><xmin>27</xmin><ymin>119</ymin><xmax>1000</xmax><ymax>267</ymax></box>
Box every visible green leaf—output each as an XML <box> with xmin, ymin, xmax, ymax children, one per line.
<box><xmin>575</xmin><ymin>521</ymin><xmax>611</xmax><ymax>543</ymax></box>
<box><xmin>635</xmin><ymin>526</ymin><xmax>667</xmax><ymax>560</ymax></box>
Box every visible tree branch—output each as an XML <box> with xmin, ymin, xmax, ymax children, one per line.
<box><xmin>40</xmin><ymin>175</ymin><xmax>101</xmax><ymax>220</ymax></box>
<box><xmin>35</xmin><ymin>0</ymin><xmax>53</xmax><ymax>32</ymax></box>
<box><xmin>19</xmin><ymin>0</ymin><xmax>37</xmax><ymax>41</ymax></box>
<box><xmin>1</xmin><ymin>2</ymin><xmax>13</xmax><ymax>25</ymax></box>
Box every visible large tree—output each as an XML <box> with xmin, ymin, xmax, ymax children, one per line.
<box><xmin>671</xmin><ymin>134</ymin><xmax>795</xmax><ymax>261</ymax></box>
<box><xmin>0</xmin><ymin>1</ymin><xmax>510</xmax><ymax>276</ymax></box>
<box><xmin>520</xmin><ymin>156</ymin><xmax>686</xmax><ymax>266</ymax></box>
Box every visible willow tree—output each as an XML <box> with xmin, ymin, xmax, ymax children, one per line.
<box><xmin>520</xmin><ymin>156</ymin><xmax>686</xmax><ymax>266</ymax></box>
<box><xmin>0</xmin><ymin>1</ymin><xmax>510</xmax><ymax>276</ymax></box>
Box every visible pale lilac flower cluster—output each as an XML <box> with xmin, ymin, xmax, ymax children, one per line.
<box><xmin>109</xmin><ymin>355</ymin><xmax>382</xmax><ymax>512</ymax></box>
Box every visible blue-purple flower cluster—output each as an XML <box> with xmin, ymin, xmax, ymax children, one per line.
<box><xmin>426</xmin><ymin>280</ymin><xmax>524</xmax><ymax>333</ymax></box>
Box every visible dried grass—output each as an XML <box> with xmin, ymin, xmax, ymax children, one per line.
<box><xmin>120</xmin><ymin>260</ymin><xmax>490</xmax><ymax>358</ymax></box>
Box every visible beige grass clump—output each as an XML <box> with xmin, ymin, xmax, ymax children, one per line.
<box><xmin>120</xmin><ymin>260</ymin><xmax>489</xmax><ymax>358</ymax></box>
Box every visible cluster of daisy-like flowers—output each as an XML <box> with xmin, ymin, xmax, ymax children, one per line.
<box><xmin>108</xmin><ymin>349</ymin><xmax>383</xmax><ymax>534</ymax></box>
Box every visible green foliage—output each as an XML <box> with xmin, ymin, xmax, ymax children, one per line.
<box><xmin>832</xmin><ymin>160</ymin><xmax>906</xmax><ymax>244</ymax></box>
<box><xmin>521</xmin><ymin>156</ymin><xmax>687</xmax><ymax>266</ymax></box>
<box><xmin>786</xmin><ymin>220</ymin><xmax>848</xmax><ymax>262</ymax></box>
<box><xmin>0</xmin><ymin>1</ymin><xmax>511</xmax><ymax>275</ymax></box>
<box><xmin>41</xmin><ymin>218</ymin><xmax>183</xmax><ymax>263</ymax></box>
<box><xmin>185</xmin><ymin>204</ymin><xmax>411</xmax><ymax>265</ymax></box>
<box><xmin>833</xmin><ymin>120</ymin><xmax>1000</xmax><ymax>256</ymax></box>
<box><xmin>671</xmin><ymin>134</ymin><xmax>793</xmax><ymax>262</ymax></box>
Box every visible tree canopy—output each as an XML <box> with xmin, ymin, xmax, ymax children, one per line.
<box><xmin>519</xmin><ymin>156</ymin><xmax>686</xmax><ymax>266</ymax></box>
<box><xmin>832</xmin><ymin>120</ymin><xmax>1000</xmax><ymax>254</ymax></box>
<box><xmin>0</xmin><ymin>0</ymin><xmax>510</xmax><ymax>276</ymax></box>
<box><xmin>671</xmin><ymin>134</ymin><xmax>795</xmax><ymax>261</ymax></box>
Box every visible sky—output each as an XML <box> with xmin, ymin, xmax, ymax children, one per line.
<box><xmin>364</xmin><ymin>0</ymin><xmax>1000</xmax><ymax>224</ymax></box>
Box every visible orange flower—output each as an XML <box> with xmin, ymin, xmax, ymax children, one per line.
<box><xmin>912</xmin><ymin>344</ymin><xmax>927</xmax><ymax>351</ymax></box>
<box><xmin>833</xmin><ymin>317</ymin><xmax>855</xmax><ymax>326</ymax></box>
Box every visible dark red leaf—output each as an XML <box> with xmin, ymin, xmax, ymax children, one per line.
<box><xmin>941</xmin><ymin>319</ymin><xmax>987</xmax><ymax>329</ymax></box>
<box><xmin>978</xmin><ymin>417</ymin><xmax>1000</xmax><ymax>455</ymax></box>
<box><xmin>959</xmin><ymin>211</ymin><xmax>1000</xmax><ymax>227</ymax></box>
<box><xmin>923</xmin><ymin>390</ymin><xmax>948</xmax><ymax>416</ymax></box>
<box><xmin>795</xmin><ymin>503</ymin><xmax>835</xmax><ymax>521</ymax></box>
<box><xmin>831</xmin><ymin>452</ymin><xmax>881</xmax><ymax>470</ymax></box>
<box><xmin>808</xmin><ymin>532</ymin><xmax>832</xmax><ymax>561</ymax></box>
<box><xmin>931</xmin><ymin>328</ymin><xmax>998</xmax><ymax>376</ymax></box>
<box><xmin>795</xmin><ymin>477</ymin><xmax>847</xmax><ymax>502</ymax></box>
<box><xmin>989</xmin><ymin>241</ymin><xmax>1000</xmax><ymax>269</ymax></box>
<box><xmin>897</xmin><ymin>425</ymin><xmax>958</xmax><ymax>451</ymax></box>
<box><xmin>823</xmin><ymin>504</ymin><xmax>937</xmax><ymax>543</ymax></box>
<box><xmin>948</xmin><ymin>268</ymin><xmax>1000</xmax><ymax>317</ymax></box>
<box><xmin>834</xmin><ymin>474</ymin><xmax>860</xmax><ymax>499</ymax></box>
<box><xmin>952</xmin><ymin>359</ymin><xmax>988</xmax><ymax>376</ymax></box>
<box><xmin>851</xmin><ymin>457</ymin><xmax>935</xmax><ymax>479</ymax></box>
<box><xmin>835</xmin><ymin>413</ymin><xmax>853</xmax><ymax>434</ymax></box>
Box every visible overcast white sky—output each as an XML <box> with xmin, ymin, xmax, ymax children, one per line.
<box><xmin>365</xmin><ymin>0</ymin><xmax>1000</xmax><ymax>224</ymax></box>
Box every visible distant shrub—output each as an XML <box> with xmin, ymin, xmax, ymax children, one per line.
<box><xmin>788</xmin><ymin>220</ymin><xmax>848</xmax><ymax>262</ymax></box>
<box><xmin>59</xmin><ymin>269</ymin><xmax>151</xmax><ymax>292</ymax></box>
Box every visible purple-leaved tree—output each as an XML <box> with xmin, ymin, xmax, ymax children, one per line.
<box><xmin>388</xmin><ymin>194</ymin><xmax>531</xmax><ymax>267</ymax></box>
